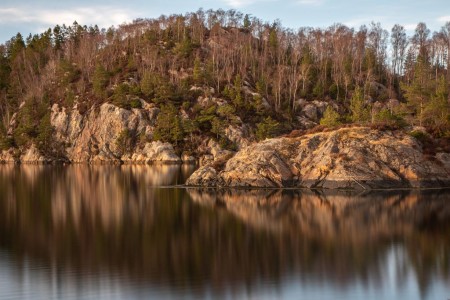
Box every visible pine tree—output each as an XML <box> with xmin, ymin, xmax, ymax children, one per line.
<box><xmin>243</xmin><ymin>14</ymin><xmax>251</xmax><ymax>29</ymax></box>
<box><xmin>93</xmin><ymin>64</ymin><xmax>109</xmax><ymax>98</ymax></box>
<box><xmin>424</xmin><ymin>75</ymin><xmax>450</xmax><ymax>132</ymax></box>
<box><xmin>36</xmin><ymin>112</ymin><xmax>54</xmax><ymax>152</ymax></box>
<box><xmin>154</xmin><ymin>103</ymin><xmax>184</xmax><ymax>145</ymax></box>
<box><xmin>349</xmin><ymin>87</ymin><xmax>370</xmax><ymax>123</ymax></box>
<box><xmin>320</xmin><ymin>106</ymin><xmax>341</xmax><ymax>127</ymax></box>
<box><xmin>232</xmin><ymin>75</ymin><xmax>243</xmax><ymax>108</ymax></box>
<box><xmin>256</xmin><ymin>116</ymin><xmax>279</xmax><ymax>140</ymax></box>
<box><xmin>401</xmin><ymin>56</ymin><xmax>433</xmax><ymax>126</ymax></box>
<box><xmin>193</xmin><ymin>57</ymin><xmax>203</xmax><ymax>84</ymax></box>
<box><xmin>211</xmin><ymin>116</ymin><xmax>224</xmax><ymax>139</ymax></box>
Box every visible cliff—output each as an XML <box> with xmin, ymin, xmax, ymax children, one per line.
<box><xmin>186</xmin><ymin>127</ymin><xmax>450</xmax><ymax>189</ymax></box>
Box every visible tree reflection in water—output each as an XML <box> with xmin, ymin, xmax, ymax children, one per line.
<box><xmin>0</xmin><ymin>165</ymin><xmax>449</xmax><ymax>299</ymax></box>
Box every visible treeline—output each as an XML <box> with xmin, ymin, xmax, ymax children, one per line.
<box><xmin>0</xmin><ymin>9</ymin><xmax>449</xmax><ymax>151</ymax></box>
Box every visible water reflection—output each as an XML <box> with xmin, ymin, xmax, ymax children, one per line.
<box><xmin>0</xmin><ymin>165</ymin><xmax>449</xmax><ymax>299</ymax></box>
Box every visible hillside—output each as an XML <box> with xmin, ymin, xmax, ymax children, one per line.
<box><xmin>0</xmin><ymin>9</ymin><xmax>449</xmax><ymax>164</ymax></box>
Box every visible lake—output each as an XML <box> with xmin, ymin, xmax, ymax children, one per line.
<box><xmin>0</xmin><ymin>165</ymin><xmax>449</xmax><ymax>300</ymax></box>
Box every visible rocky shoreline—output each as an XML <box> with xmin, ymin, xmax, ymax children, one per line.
<box><xmin>186</xmin><ymin>127</ymin><xmax>450</xmax><ymax>190</ymax></box>
<box><xmin>1</xmin><ymin>102</ymin><xmax>449</xmax><ymax>190</ymax></box>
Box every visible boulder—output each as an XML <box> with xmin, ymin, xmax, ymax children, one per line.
<box><xmin>123</xmin><ymin>141</ymin><xmax>181</xmax><ymax>164</ymax></box>
<box><xmin>20</xmin><ymin>144</ymin><xmax>51</xmax><ymax>164</ymax></box>
<box><xmin>185</xmin><ymin>166</ymin><xmax>219</xmax><ymax>186</ymax></box>
<box><xmin>0</xmin><ymin>149</ymin><xmax>18</xmax><ymax>163</ymax></box>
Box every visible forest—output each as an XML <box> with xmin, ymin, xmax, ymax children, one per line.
<box><xmin>0</xmin><ymin>9</ymin><xmax>449</xmax><ymax>153</ymax></box>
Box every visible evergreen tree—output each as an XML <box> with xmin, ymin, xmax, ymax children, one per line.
<box><xmin>232</xmin><ymin>74</ymin><xmax>243</xmax><ymax>108</ymax></box>
<box><xmin>320</xmin><ymin>106</ymin><xmax>341</xmax><ymax>127</ymax></box>
<box><xmin>211</xmin><ymin>116</ymin><xmax>224</xmax><ymax>139</ymax></box>
<box><xmin>243</xmin><ymin>14</ymin><xmax>251</xmax><ymax>29</ymax></box>
<box><xmin>154</xmin><ymin>103</ymin><xmax>184</xmax><ymax>145</ymax></box>
<box><xmin>401</xmin><ymin>56</ymin><xmax>433</xmax><ymax>126</ymax></box>
<box><xmin>349</xmin><ymin>87</ymin><xmax>370</xmax><ymax>123</ymax></box>
<box><xmin>217</xmin><ymin>104</ymin><xmax>236</xmax><ymax>123</ymax></box>
<box><xmin>93</xmin><ymin>64</ymin><xmax>109</xmax><ymax>98</ymax></box>
<box><xmin>193</xmin><ymin>57</ymin><xmax>203</xmax><ymax>84</ymax></box>
<box><xmin>112</xmin><ymin>83</ymin><xmax>130</xmax><ymax>109</ymax></box>
<box><xmin>424</xmin><ymin>75</ymin><xmax>450</xmax><ymax>132</ymax></box>
<box><xmin>256</xmin><ymin>116</ymin><xmax>279</xmax><ymax>140</ymax></box>
<box><xmin>36</xmin><ymin>112</ymin><xmax>54</xmax><ymax>152</ymax></box>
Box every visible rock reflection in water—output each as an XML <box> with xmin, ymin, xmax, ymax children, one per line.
<box><xmin>0</xmin><ymin>165</ymin><xmax>449</xmax><ymax>299</ymax></box>
<box><xmin>187</xmin><ymin>188</ymin><xmax>450</xmax><ymax>296</ymax></box>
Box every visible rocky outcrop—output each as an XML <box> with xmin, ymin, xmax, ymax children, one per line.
<box><xmin>20</xmin><ymin>144</ymin><xmax>52</xmax><ymax>164</ymax></box>
<box><xmin>0</xmin><ymin>149</ymin><xmax>18</xmax><ymax>163</ymax></box>
<box><xmin>186</xmin><ymin>127</ymin><xmax>450</xmax><ymax>189</ymax></box>
<box><xmin>186</xmin><ymin>166</ymin><xmax>218</xmax><ymax>186</ymax></box>
<box><xmin>43</xmin><ymin>101</ymin><xmax>188</xmax><ymax>164</ymax></box>
<box><xmin>121</xmin><ymin>141</ymin><xmax>181</xmax><ymax>163</ymax></box>
<box><xmin>294</xmin><ymin>99</ymin><xmax>333</xmax><ymax>129</ymax></box>
<box><xmin>51</xmin><ymin>102</ymin><xmax>160</xmax><ymax>163</ymax></box>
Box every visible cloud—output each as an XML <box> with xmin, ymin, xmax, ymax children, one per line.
<box><xmin>0</xmin><ymin>6</ymin><xmax>136</xmax><ymax>29</ymax></box>
<box><xmin>403</xmin><ymin>23</ymin><xmax>417</xmax><ymax>31</ymax></box>
<box><xmin>437</xmin><ymin>15</ymin><xmax>450</xmax><ymax>23</ymax></box>
<box><xmin>223</xmin><ymin>0</ymin><xmax>257</xmax><ymax>7</ymax></box>
<box><xmin>222</xmin><ymin>0</ymin><xmax>277</xmax><ymax>8</ymax></box>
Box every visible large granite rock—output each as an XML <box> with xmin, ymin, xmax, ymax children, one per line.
<box><xmin>0</xmin><ymin>149</ymin><xmax>18</xmax><ymax>163</ymax></box>
<box><xmin>122</xmin><ymin>141</ymin><xmax>181</xmax><ymax>163</ymax></box>
<box><xmin>186</xmin><ymin>166</ymin><xmax>218</xmax><ymax>186</ymax></box>
<box><xmin>20</xmin><ymin>144</ymin><xmax>51</xmax><ymax>164</ymax></box>
<box><xmin>49</xmin><ymin>102</ymin><xmax>171</xmax><ymax>163</ymax></box>
<box><xmin>186</xmin><ymin>127</ymin><xmax>450</xmax><ymax>189</ymax></box>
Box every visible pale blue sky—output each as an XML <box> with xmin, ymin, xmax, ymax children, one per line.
<box><xmin>1</xmin><ymin>0</ymin><xmax>449</xmax><ymax>43</ymax></box>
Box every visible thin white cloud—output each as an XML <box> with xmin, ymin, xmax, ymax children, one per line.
<box><xmin>0</xmin><ymin>6</ymin><xmax>136</xmax><ymax>29</ymax></box>
<box><xmin>403</xmin><ymin>23</ymin><xmax>417</xmax><ymax>31</ymax></box>
<box><xmin>437</xmin><ymin>15</ymin><xmax>450</xmax><ymax>23</ymax></box>
<box><xmin>222</xmin><ymin>0</ymin><xmax>277</xmax><ymax>8</ymax></box>
<box><xmin>223</xmin><ymin>0</ymin><xmax>257</xmax><ymax>7</ymax></box>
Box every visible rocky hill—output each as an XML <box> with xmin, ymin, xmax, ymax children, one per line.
<box><xmin>0</xmin><ymin>10</ymin><xmax>449</xmax><ymax>188</ymax></box>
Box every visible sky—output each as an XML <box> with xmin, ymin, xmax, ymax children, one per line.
<box><xmin>0</xmin><ymin>0</ymin><xmax>449</xmax><ymax>43</ymax></box>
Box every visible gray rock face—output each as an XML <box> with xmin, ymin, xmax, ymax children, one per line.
<box><xmin>186</xmin><ymin>127</ymin><xmax>450</xmax><ymax>189</ymax></box>
<box><xmin>297</xmin><ymin>100</ymin><xmax>330</xmax><ymax>127</ymax></box>
<box><xmin>225</xmin><ymin>124</ymin><xmax>252</xmax><ymax>149</ymax></box>
<box><xmin>48</xmin><ymin>102</ymin><xmax>174</xmax><ymax>164</ymax></box>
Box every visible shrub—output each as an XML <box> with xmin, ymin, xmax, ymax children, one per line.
<box><xmin>153</xmin><ymin>103</ymin><xmax>184</xmax><ymax>146</ymax></box>
<box><xmin>256</xmin><ymin>116</ymin><xmax>280</xmax><ymax>140</ymax></box>
<box><xmin>373</xmin><ymin>109</ymin><xmax>406</xmax><ymax>128</ymax></box>
<box><xmin>320</xmin><ymin>106</ymin><xmax>341</xmax><ymax>127</ymax></box>
<box><xmin>115</xmin><ymin>128</ymin><xmax>136</xmax><ymax>156</ymax></box>
<box><xmin>92</xmin><ymin>64</ymin><xmax>109</xmax><ymax>98</ymax></box>
<box><xmin>130</xmin><ymin>98</ymin><xmax>142</xmax><ymax>109</ymax></box>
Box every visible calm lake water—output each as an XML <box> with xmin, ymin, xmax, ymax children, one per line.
<box><xmin>0</xmin><ymin>165</ymin><xmax>449</xmax><ymax>300</ymax></box>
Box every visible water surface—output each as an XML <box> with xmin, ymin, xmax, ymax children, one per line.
<box><xmin>0</xmin><ymin>165</ymin><xmax>449</xmax><ymax>300</ymax></box>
